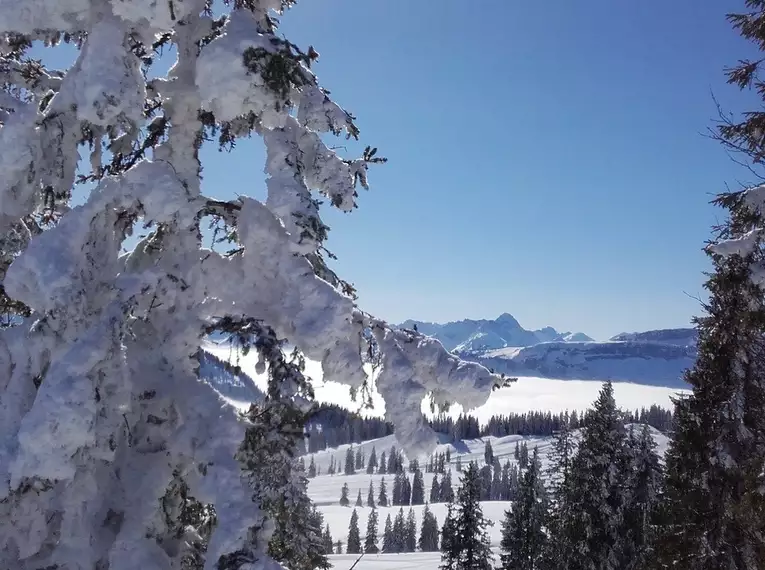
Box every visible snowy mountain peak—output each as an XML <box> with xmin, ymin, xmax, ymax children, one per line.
<box><xmin>399</xmin><ymin>313</ymin><xmax>592</xmax><ymax>352</ymax></box>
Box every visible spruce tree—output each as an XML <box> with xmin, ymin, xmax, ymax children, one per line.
<box><xmin>347</xmin><ymin>509</ymin><xmax>362</xmax><ymax>554</ymax></box>
<box><xmin>379</xmin><ymin>451</ymin><xmax>387</xmax><ymax>475</ymax></box>
<box><xmin>393</xmin><ymin>508</ymin><xmax>407</xmax><ymax>553</ymax></box>
<box><xmin>392</xmin><ymin>472</ymin><xmax>403</xmax><ymax>506</ymax></box>
<box><xmin>367</xmin><ymin>480</ymin><xmax>376</xmax><ymax>508</ymax></box>
<box><xmin>308</xmin><ymin>456</ymin><xmax>317</xmax><ymax>478</ymax></box>
<box><xmin>356</xmin><ymin>489</ymin><xmax>364</xmax><ymax>507</ymax></box>
<box><xmin>484</xmin><ymin>440</ymin><xmax>494</xmax><ymax>466</ymax></box>
<box><xmin>430</xmin><ymin>473</ymin><xmax>441</xmax><ymax>503</ymax></box>
<box><xmin>619</xmin><ymin>424</ymin><xmax>662</xmax><ymax>570</ymax></box>
<box><xmin>519</xmin><ymin>442</ymin><xmax>529</xmax><ymax>469</ymax></box>
<box><xmin>356</xmin><ymin>447</ymin><xmax>364</xmax><ymax>470</ymax></box>
<box><xmin>440</xmin><ymin>503</ymin><xmax>458</xmax><ymax>570</ymax></box>
<box><xmin>401</xmin><ymin>475</ymin><xmax>412</xmax><ymax>505</ymax></box>
<box><xmin>440</xmin><ymin>469</ymin><xmax>454</xmax><ymax>503</ymax></box>
<box><xmin>365</xmin><ymin>508</ymin><xmax>380</xmax><ymax>554</ymax></box>
<box><xmin>440</xmin><ymin>463</ymin><xmax>493</xmax><ymax>570</ymax></box>
<box><xmin>383</xmin><ymin>514</ymin><xmax>394</xmax><ymax>553</ymax></box>
<box><xmin>560</xmin><ymin>381</ymin><xmax>628</xmax><ymax>570</ymax></box>
<box><xmin>406</xmin><ymin>508</ymin><xmax>418</xmax><ymax>552</ymax></box>
<box><xmin>491</xmin><ymin>462</ymin><xmax>503</xmax><ymax>500</ymax></box>
<box><xmin>479</xmin><ymin>464</ymin><xmax>492</xmax><ymax>501</ymax></box>
<box><xmin>456</xmin><ymin>457</ymin><xmax>463</xmax><ymax>472</ymax></box>
<box><xmin>388</xmin><ymin>446</ymin><xmax>398</xmax><ymax>474</ymax></box>
<box><xmin>419</xmin><ymin>504</ymin><xmax>440</xmax><ymax>552</ymax></box>
<box><xmin>367</xmin><ymin>447</ymin><xmax>378</xmax><ymax>474</ymax></box>
<box><xmin>655</xmin><ymin>183</ymin><xmax>765</xmax><ymax>567</ymax></box>
<box><xmin>412</xmin><ymin>468</ymin><xmax>426</xmax><ymax>505</ymax></box>
<box><xmin>514</xmin><ymin>441</ymin><xmax>521</xmax><ymax>461</ymax></box>
<box><xmin>340</xmin><ymin>483</ymin><xmax>350</xmax><ymax>507</ymax></box>
<box><xmin>335</xmin><ymin>541</ymin><xmax>343</xmax><ymax>555</ymax></box>
<box><xmin>345</xmin><ymin>446</ymin><xmax>356</xmax><ymax>475</ymax></box>
<box><xmin>323</xmin><ymin>524</ymin><xmax>334</xmax><ymax>555</ymax></box>
<box><xmin>500</xmin><ymin>448</ymin><xmax>548</xmax><ymax>570</ymax></box>
<box><xmin>378</xmin><ymin>477</ymin><xmax>388</xmax><ymax>507</ymax></box>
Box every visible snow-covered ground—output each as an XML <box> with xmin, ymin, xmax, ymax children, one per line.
<box><xmin>307</xmin><ymin>429</ymin><xmax>670</xmax><ymax>568</ymax></box>
<box><xmin>203</xmin><ymin>342</ymin><xmax>689</xmax><ymax>421</ymax></box>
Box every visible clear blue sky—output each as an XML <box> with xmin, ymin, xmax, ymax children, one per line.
<box><xmin>31</xmin><ymin>1</ymin><xmax>762</xmax><ymax>339</ymax></box>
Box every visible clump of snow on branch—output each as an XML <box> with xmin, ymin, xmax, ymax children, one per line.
<box><xmin>0</xmin><ymin>1</ymin><xmax>502</xmax><ymax>569</ymax></box>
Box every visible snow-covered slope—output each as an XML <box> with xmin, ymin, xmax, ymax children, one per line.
<box><xmin>308</xmin><ymin>428</ymin><xmax>670</xmax><ymax>567</ymax></box>
<box><xmin>465</xmin><ymin>341</ymin><xmax>694</xmax><ymax>388</ymax></box>
<box><xmin>399</xmin><ymin>313</ymin><xmax>592</xmax><ymax>352</ymax></box>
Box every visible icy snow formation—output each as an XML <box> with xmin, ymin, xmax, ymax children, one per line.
<box><xmin>0</xmin><ymin>1</ymin><xmax>499</xmax><ymax>569</ymax></box>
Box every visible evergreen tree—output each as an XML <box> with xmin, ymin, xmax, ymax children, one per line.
<box><xmin>514</xmin><ymin>441</ymin><xmax>521</xmax><ymax>461</ymax></box>
<box><xmin>345</xmin><ymin>446</ymin><xmax>356</xmax><ymax>475</ymax></box>
<box><xmin>490</xmin><ymin>462</ymin><xmax>503</xmax><ymax>500</ymax></box>
<box><xmin>378</xmin><ymin>477</ymin><xmax>388</xmax><ymax>507</ymax></box>
<box><xmin>308</xmin><ymin>456</ymin><xmax>317</xmax><ymax>478</ymax></box>
<box><xmin>479</xmin><ymin>464</ymin><xmax>492</xmax><ymax>501</ymax></box>
<box><xmin>347</xmin><ymin>509</ymin><xmax>362</xmax><ymax>554</ymax></box>
<box><xmin>618</xmin><ymin>424</ymin><xmax>662</xmax><ymax>570</ymax></box>
<box><xmin>365</xmin><ymin>508</ymin><xmax>380</xmax><ymax>554</ymax></box>
<box><xmin>440</xmin><ymin>469</ymin><xmax>454</xmax><ymax>503</ymax></box>
<box><xmin>412</xmin><ymin>468</ymin><xmax>426</xmax><ymax>505</ymax></box>
<box><xmin>652</xmin><ymin>42</ymin><xmax>765</xmax><ymax>563</ymax></box>
<box><xmin>388</xmin><ymin>446</ymin><xmax>398</xmax><ymax>474</ymax></box>
<box><xmin>440</xmin><ymin>503</ymin><xmax>458</xmax><ymax>570</ymax></box>
<box><xmin>356</xmin><ymin>489</ymin><xmax>363</xmax><ymax>507</ymax></box>
<box><xmin>484</xmin><ymin>440</ymin><xmax>494</xmax><ymax>466</ymax></box>
<box><xmin>379</xmin><ymin>451</ymin><xmax>387</xmax><ymax>475</ymax></box>
<box><xmin>500</xmin><ymin>448</ymin><xmax>548</xmax><ymax>570</ymax></box>
<box><xmin>393</xmin><ymin>508</ymin><xmax>407</xmax><ymax>553</ymax></box>
<box><xmin>367</xmin><ymin>446</ymin><xmax>378</xmax><ymax>474</ymax></box>
<box><xmin>355</xmin><ymin>447</ymin><xmax>364</xmax><ymax>470</ymax></box>
<box><xmin>440</xmin><ymin>463</ymin><xmax>493</xmax><ymax>570</ymax></box>
<box><xmin>406</xmin><ymin>508</ymin><xmax>418</xmax><ymax>552</ymax></box>
<box><xmin>519</xmin><ymin>442</ymin><xmax>529</xmax><ymax>469</ymax></box>
<box><xmin>335</xmin><ymin>541</ymin><xmax>343</xmax><ymax>555</ymax></box>
<box><xmin>559</xmin><ymin>381</ymin><xmax>628</xmax><ymax>570</ymax></box>
<box><xmin>392</xmin><ymin>472</ymin><xmax>403</xmax><ymax>506</ymax></box>
<box><xmin>430</xmin><ymin>473</ymin><xmax>441</xmax><ymax>503</ymax></box>
<box><xmin>322</xmin><ymin>524</ymin><xmax>334</xmax><ymax>555</ymax></box>
<box><xmin>409</xmin><ymin>458</ymin><xmax>420</xmax><ymax>473</ymax></box>
<box><xmin>446</xmin><ymin>448</ymin><xmax>452</xmax><ymax>464</ymax></box>
<box><xmin>401</xmin><ymin>474</ymin><xmax>412</xmax><ymax>506</ymax></box>
<box><xmin>367</xmin><ymin>480</ymin><xmax>376</xmax><ymax>508</ymax></box>
<box><xmin>383</xmin><ymin>514</ymin><xmax>394</xmax><ymax>553</ymax></box>
<box><xmin>419</xmin><ymin>504</ymin><xmax>440</xmax><ymax>552</ymax></box>
<box><xmin>456</xmin><ymin>457</ymin><xmax>463</xmax><ymax>472</ymax></box>
<box><xmin>340</xmin><ymin>483</ymin><xmax>350</xmax><ymax>507</ymax></box>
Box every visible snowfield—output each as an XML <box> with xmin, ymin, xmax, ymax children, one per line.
<box><xmin>307</xmin><ymin>429</ymin><xmax>670</xmax><ymax>568</ymax></box>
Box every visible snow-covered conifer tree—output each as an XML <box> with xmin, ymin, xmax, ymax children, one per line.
<box><xmin>346</xmin><ymin>509</ymin><xmax>362</xmax><ymax>554</ymax></box>
<box><xmin>430</xmin><ymin>473</ymin><xmax>441</xmax><ymax>503</ymax></box>
<box><xmin>419</xmin><ymin>504</ymin><xmax>440</xmax><ymax>552</ymax></box>
<box><xmin>367</xmin><ymin>446</ymin><xmax>378</xmax><ymax>474</ymax></box>
<box><xmin>340</xmin><ymin>483</ymin><xmax>350</xmax><ymax>507</ymax></box>
<box><xmin>382</xmin><ymin>514</ymin><xmax>394</xmax><ymax>553</ymax></box>
<box><xmin>355</xmin><ymin>489</ymin><xmax>363</xmax><ymax>507</ymax></box>
<box><xmin>411</xmin><ymin>467</ymin><xmax>425</xmax><ymax>505</ymax></box>
<box><xmin>440</xmin><ymin>469</ymin><xmax>454</xmax><ymax>503</ymax></box>
<box><xmin>308</xmin><ymin>456</ymin><xmax>317</xmax><ymax>478</ymax></box>
<box><xmin>405</xmin><ymin>508</ymin><xmax>418</xmax><ymax>552</ymax></box>
<box><xmin>500</xmin><ymin>448</ymin><xmax>547</xmax><ymax>570</ymax></box>
<box><xmin>345</xmin><ymin>446</ymin><xmax>356</xmax><ymax>476</ymax></box>
<box><xmin>441</xmin><ymin>464</ymin><xmax>493</xmax><ymax>570</ymax></box>
<box><xmin>367</xmin><ymin>480</ymin><xmax>376</xmax><ymax>508</ymax></box>
<box><xmin>0</xmin><ymin>0</ymin><xmax>503</xmax><ymax>568</ymax></box>
<box><xmin>364</xmin><ymin>508</ymin><xmax>379</xmax><ymax>554</ymax></box>
<box><xmin>392</xmin><ymin>508</ymin><xmax>406</xmax><ymax>554</ymax></box>
<box><xmin>378</xmin><ymin>476</ymin><xmax>388</xmax><ymax>507</ymax></box>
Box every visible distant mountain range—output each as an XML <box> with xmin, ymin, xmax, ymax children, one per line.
<box><xmin>399</xmin><ymin>313</ymin><xmax>594</xmax><ymax>352</ymax></box>
<box><xmin>399</xmin><ymin>314</ymin><xmax>696</xmax><ymax>388</ymax></box>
